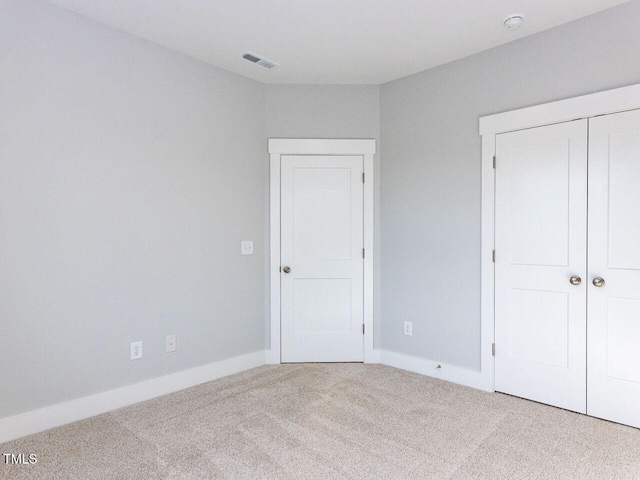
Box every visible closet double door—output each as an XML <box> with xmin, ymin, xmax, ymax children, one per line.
<box><xmin>494</xmin><ymin>109</ymin><xmax>640</xmax><ymax>429</ymax></box>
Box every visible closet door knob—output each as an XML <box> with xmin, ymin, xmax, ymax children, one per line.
<box><xmin>282</xmin><ymin>266</ymin><xmax>291</xmax><ymax>274</ymax></box>
<box><xmin>569</xmin><ymin>275</ymin><xmax>582</xmax><ymax>286</ymax></box>
<box><xmin>592</xmin><ymin>277</ymin><xmax>605</xmax><ymax>287</ymax></box>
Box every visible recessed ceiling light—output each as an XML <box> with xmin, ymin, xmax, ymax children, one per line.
<box><xmin>242</xmin><ymin>52</ymin><xmax>279</xmax><ymax>70</ymax></box>
<box><xmin>503</xmin><ymin>14</ymin><xmax>524</xmax><ymax>30</ymax></box>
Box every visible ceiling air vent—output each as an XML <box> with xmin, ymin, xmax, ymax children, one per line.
<box><xmin>242</xmin><ymin>52</ymin><xmax>279</xmax><ymax>70</ymax></box>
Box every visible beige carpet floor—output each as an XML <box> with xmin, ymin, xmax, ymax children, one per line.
<box><xmin>1</xmin><ymin>363</ymin><xmax>640</xmax><ymax>479</ymax></box>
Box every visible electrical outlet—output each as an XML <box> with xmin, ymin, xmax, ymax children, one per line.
<box><xmin>131</xmin><ymin>341</ymin><xmax>142</xmax><ymax>360</ymax></box>
<box><xmin>404</xmin><ymin>321</ymin><xmax>413</xmax><ymax>336</ymax></box>
<box><xmin>166</xmin><ymin>334</ymin><xmax>177</xmax><ymax>353</ymax></box>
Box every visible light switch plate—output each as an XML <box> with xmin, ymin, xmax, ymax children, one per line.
<box><xmin>241</xmin><ymin>240</ymin><xmax>253</xmax><ymax>255</ymax></box>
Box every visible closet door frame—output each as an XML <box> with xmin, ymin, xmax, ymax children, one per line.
<box><xmin>479</xmin><ymin>83</ymin><xmax>640</xmax><ymax>392</ymax></box>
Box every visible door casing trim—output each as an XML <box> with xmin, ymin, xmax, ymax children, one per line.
<box><xmin>480</xmin><ymin>82</ymin><xmax>640</xmax><ymax>393</ymax></box>
<box><xmin>267</xmin><ymin>139</ymin><xmax>375</xmax><ymax>364</ymax></box>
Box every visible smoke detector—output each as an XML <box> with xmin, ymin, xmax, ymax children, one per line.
<box><xmin>242</xmin><ymin>52</ymin><xmax>279</xmax><ymax>70</ymax></box>
<box><xmin>503</xmin><ymin>14</ymin><xmax>524</xmax><ymax>30</ymax></box>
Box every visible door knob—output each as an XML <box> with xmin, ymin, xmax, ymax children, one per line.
<box><xmin>282</xmin><ymin>266</ymin><xmax>291</xmax><ymax>274</ymax></box>
<box><xmin>592</xmin><ymin>277</ymin><xmax>605</xmax><ymax>287</ymax></box>
<box><xmin>569</xmin><ymin>275</ymin><xmax>582</xmax><ymax>286</ymax></box>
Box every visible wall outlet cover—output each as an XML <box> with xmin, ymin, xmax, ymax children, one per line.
<box><xmin>404</xmin><ymin>321</ymin><xmax>413</xmax><ymax>336</ymax></box>
<box><xmin>131</xmin><ymin>341</ymin><xmax>142</xmax><ymax>360</ymax></box>
<box><xmin>166</xmin><ymin>334</ymin><xmax>177</xmax><ymax>353</ymax></box>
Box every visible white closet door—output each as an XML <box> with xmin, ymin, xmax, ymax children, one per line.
<box><xmin>587</xmin><ymin>110</ymin><xmax>640</xmax><ymax>428</ymax></box>
<box><xmin>494</xmin><ymin>120</ymin><xmax>588</xmax><ymax>413</ymax></box>
<box><xmin>280</xmin><ymin>155</ymin><xmax>364</xmax><ymax>363</ymax></box>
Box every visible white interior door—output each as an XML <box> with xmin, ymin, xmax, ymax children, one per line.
<box><xmin>587</xmin><ymin>109</ymin><xmax>640</xmax><ymax>428</ymax></box>
<box><xmin>494</xmin><ymin>120</ymin><xmax>588</xmax><ymax>413</ymax></box>
<box><xmin>280</xmin><ymin>155</ymin><xmax>364</xmax><ymax>362</ymax></box>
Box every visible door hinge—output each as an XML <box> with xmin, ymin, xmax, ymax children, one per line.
<box><xmin>492</xmin><ymin>250</ymin><xmax>495</xmax><ymax>263</ymax></box>
<box><xmin>492</xmin><ymin>343</ymin><xmax>496</xmax><ymax>356</ymax></box>
<box><xmin>363</xmin><ymin>324</ymin><xmax>365</xmax><ymax>335</ymax></box>
<box><xmin>363</xmin><ymin>248</ymin><xmax>365</xmax><ymax>259</ymax></box>
<box><xmin>362</xmin><ymin>172</ymin><xmax>365</xmax><ymax>183</ymax></box>
<box><xmin>493</xmin><ymin>155</ymin><xmax>496</xmax><ymax>169</ymax></box>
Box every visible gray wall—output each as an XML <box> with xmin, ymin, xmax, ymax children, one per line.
<box><xmin>0</xmin><ymin>0</ymin><xmax>265</xmax><ymax>418</ymax></box>
<box><xmin>4</xmin><ymin>0</ymin><xmax>640</xmax><ymax>421</ymax></box>
<box><xmin>265</xmin><ymin>85</ymin><xmax>380</xmax><ymax>140</ymax></box>
<box><xmin>264</xmin><ymin>85</ymin><xmax>382</xmax><ymax>347</ymax></box>
<box><xmin>380</xmin><ymin>1</ymin><xmax>640</xmax><ymax>370</ymax></box>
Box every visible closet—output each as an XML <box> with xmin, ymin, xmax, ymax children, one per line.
<box><xmin>481</xmin><ymin>85</ymin><xmax>640</xmax><ymax>429</ymax></box>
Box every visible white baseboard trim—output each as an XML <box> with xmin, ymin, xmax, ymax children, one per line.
<box><xmin>365</xmin><ymin>349</ymin><xmax>382</xmax><ymax>364</ymax></box>
<box><xmin>380</xmin><ymin>350</ymin><xmax>492</xmax><ymax>392</ymax></box>
<box><xmin>0</xmin><ymin>350</ymin><xmax>266</xmax><ymax>444</ymax></box>
<box><xmin>264</xmin><ymin>349</ymin><xmax>280</xmax><ymax>365</ymax></box>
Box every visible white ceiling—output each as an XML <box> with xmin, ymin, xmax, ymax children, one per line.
<box><xmin>45</xmin><ymin>0</ymin><xmax>630</xmax><ymax>85</ymax></box>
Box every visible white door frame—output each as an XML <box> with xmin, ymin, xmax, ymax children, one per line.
<box><xmin>479</xmin><ymin>82</ymin><xmax>640</xmax><ymax>392</ymax></box>
<box><xmin>267</xmin><ymin>139</ymin><xmax>376</xmax><ymax>364</ymax></box>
